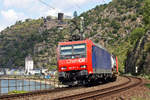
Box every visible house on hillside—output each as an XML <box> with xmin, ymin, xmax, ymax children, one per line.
<box><xmin>25</xmin><ymin>55</ymin><xmax>34</xmax><ymax>75</ymax></box>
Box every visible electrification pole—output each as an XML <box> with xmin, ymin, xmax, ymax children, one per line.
<box><xmin>80</xmin><ymin>17</ymin><xmax>84</xmax><ymax>40</ymax></box>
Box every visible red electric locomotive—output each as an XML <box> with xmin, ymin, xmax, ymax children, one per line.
<box><xmin>57</xmin><ymin>39</ymin><xmax>118</xmax><ymax>86</ymax></box>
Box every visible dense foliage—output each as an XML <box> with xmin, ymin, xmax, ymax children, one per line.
<box><xmin>143</xmin><ymin>0</ymin><xmax>150</xmax><ymax>29</ymax></box>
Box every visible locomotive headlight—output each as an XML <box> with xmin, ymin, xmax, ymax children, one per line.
<box><xmin>61</xmin><ymin>67</ymin><xmax>67</xmax><ymax>70</ymax></box>
<box><xmin>80</xmin><ymin>65</ymin><xmax>87</xmax><ymax>68</ymax></box>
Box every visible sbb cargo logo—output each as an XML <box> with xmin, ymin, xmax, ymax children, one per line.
<box><xmin>66</xmin><ymin>58</ymin><xmax>86</xmax><ymax>64</ymax></box>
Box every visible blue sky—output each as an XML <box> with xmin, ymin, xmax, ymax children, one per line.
<box><xmin>0</xmin><ymin>0</ymin><xmax>112</xmax><ymax>32</ymax></box>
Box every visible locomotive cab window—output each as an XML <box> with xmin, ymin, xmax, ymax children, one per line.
<box><xmin>60</xmin><ymin>44</ymin><xmax>86</xmax><ymax>59</ymax></box>
<box><xmin>73</xmin><ymin>44</ymin><xmax>86</xmax><ymax>54</ymax></box>
<box><xmin>60</xmin><ymin>45</ymin><xmax>72</xmax><ymax>55</ymax></box>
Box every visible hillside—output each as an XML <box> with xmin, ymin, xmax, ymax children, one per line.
<box><xmin>125</xmin><ymin>0</ymin><xmax>150</xmax><ymax>75</ymax></box>
<box><xmin>70</xmin><ymin>0</ymin><xmax>150</xmax><ymax>74</ymax></box>
<box><xmin>0</xmin><ymin>0</ymin><xmax>150</xmax><ymax>75</ymax></box>
<box><xmin>0</xmin><ymin>18</ymin><xmax>44</xmax><ymax>68</ymax></box>
<box><xmin>0</xmin><ymin>17</ymin><xmax>70</xmax><ymax>69</ymax></box>
<box><xmin>76</xmin><ymin>0</ymin><xmax>145</xmax><ymax>73</ymax></box>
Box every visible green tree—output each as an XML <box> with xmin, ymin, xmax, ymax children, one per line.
<box><xmin>97</xmin><ymin>17</ymin><xmax>102</xmax><ymax>24</ymax></box>
<box><xmin>111</xmin><ymin>20</ymin><xmax>120</xmax><ymax>30</ymax></box>
<box><xmin>73</xmin><ymin>11</ymin><xmax>78</xmax><ymax>18</ymax></box>
<box><xmin>130</xmin><ymin>27</ymin><xmax>145</xmax><ymax>44</ymax></box>
<box><xmin>143</xmin><ymin>0</ymin><xmax>150</xmax><ymax>29</ymax></box>
<box><xmin>15</xmin><ymin>20</ymin><xmax>22</xmax><ymax>25</ymax></box>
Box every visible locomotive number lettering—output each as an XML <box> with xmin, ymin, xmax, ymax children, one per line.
<box><xmin>66</xmin><ymin>58</ymin><xmax>85</xmax><ymax>64</ymax></box>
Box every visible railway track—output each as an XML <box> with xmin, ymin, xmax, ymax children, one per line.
<box><xmin>54</xmin><ymin>76</ymin><xmax>143</xmax><ymax>100</ymax></box>
<box><xmin>0</xmin><ymin>76</ymin><xmax>143</xmax><ymax>100</ymax></box>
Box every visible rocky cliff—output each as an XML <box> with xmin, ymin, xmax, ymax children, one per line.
<box><xmin>125</xmin><ymin>31</ymin><xmax>150</xmax><ymax>74</ymax></box>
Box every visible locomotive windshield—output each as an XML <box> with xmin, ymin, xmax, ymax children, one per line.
<box><xmin>60</xmin><ymin>44</ymin><xmax>86</xmax><ymax>59</ymax></box>
<box><xmin>60</xmin><ymin>45</ymin><xmax>72</xmax><ymax>55</ymax></box>
<box><xmin>73</xmin><ymin>44</ymin><xmax>86</xmax><ymax>54</ymax></box>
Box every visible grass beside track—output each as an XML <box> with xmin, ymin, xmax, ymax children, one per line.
<box><xmin>8</xmin><ymin>90</ymin><xmax>28</xmax><ymax>94</ymax></box>
<box><xmin>145</xmin><ymin>84</ymin><xmax>150</xmax><ymax>89</ymax></box>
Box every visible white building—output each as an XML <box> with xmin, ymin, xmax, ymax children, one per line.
<box><xmin>29</xmin><ymin>69</ymin><xmax>41</xmax><ymax>75</ymax></box>
<box><xmin>25</xmin><ymin>55</ymin><xmax>34</xmax><ymax>74</ymax></box>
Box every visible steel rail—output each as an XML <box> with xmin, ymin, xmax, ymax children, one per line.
<box><xmin>82</xmin><ymin>77</ymin><xmax>142</xmax><ymax>100</ymax></box>
<box><xmin>54</xmin><ymin>76</ymin><xmax>142</xmax><ymax>100</ymax></box>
